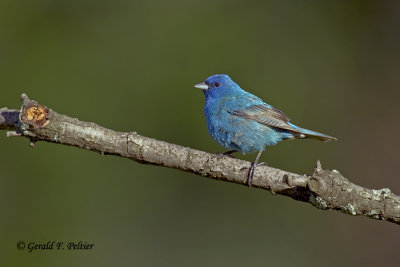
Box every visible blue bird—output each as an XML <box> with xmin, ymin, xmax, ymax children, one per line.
<box><xmin>195</xmin><ymin>74</ymin><xmax>336</xmax><ymax>186</ymax></box>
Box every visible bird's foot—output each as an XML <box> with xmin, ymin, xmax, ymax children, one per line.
<box><xmin>241</xmin><ymin>162</ymin><xmax>267</xmax><ymax>187</ymax></box>
<box><xmin>214</xmin><ymin>150</ymin><xmax>237</xmax><ymax>159</ymax></box>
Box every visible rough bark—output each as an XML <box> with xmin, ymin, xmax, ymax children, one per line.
<box><xmin>1</xmin><ymin>94</ymin><xmax>399</xmax><ymax>225</ymax></box>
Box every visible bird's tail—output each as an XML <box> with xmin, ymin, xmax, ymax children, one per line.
<box><xmin>288</xmin><ymin>123</ymin><xmax>337</xmax><ymax>142</ymax></box>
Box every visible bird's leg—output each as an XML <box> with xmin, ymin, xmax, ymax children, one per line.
<box><xmin>223</xmin><ymin>150</ymin><xmax>237</xmax><ymax>157</ymax></box>
<box><xmin>214</xmin><ymin>150</ymin><xmax>237</xmax><ymax>159</ymax></box>
<box><xmin>246</xmin><ymin>150</ymin><xmax>264</xmax><ymax>187</ymax></box>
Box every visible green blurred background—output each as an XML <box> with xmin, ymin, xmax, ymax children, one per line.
<box><xmin>1</xmin><ymin>0</ymin><xmax>399</xmax><ymax>266</ymax></box>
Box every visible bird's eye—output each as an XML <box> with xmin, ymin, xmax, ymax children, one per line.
<box><xmin>214</xmin><ymin>82</ymin><xmax>220</xmax><ymax>87</ymax></box>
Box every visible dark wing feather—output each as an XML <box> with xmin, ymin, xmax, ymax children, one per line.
<box><xmin>229</xmin><ymin>104</ymin><xmax>302</xmax><ymax>134</ymax></box>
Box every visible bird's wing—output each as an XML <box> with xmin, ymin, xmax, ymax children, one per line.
<box><xmin>229</xmin><ymin>103</ymin><xmax>301</xmax><ymax>133</ymax></box>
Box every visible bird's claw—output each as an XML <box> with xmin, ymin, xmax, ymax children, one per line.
<box><xmin>241</xmin><ymin>162</ymin><xmax>267</xmax><ymax>187</ymax></box>
<box><xmin>240</xmin><ymin>162</ymin><xmax>267</xmax><ymax>171</ymax></box>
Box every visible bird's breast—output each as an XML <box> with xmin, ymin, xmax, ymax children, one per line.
<box><xmin>204</xmin><ymin>98</ymin><xmax>285</xmax><ymax>153</ymax></box>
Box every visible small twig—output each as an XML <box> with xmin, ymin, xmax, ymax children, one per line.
<box><xmin>6</xmin><ymin>131</ymin><xmax>22</xmax><ymax>137</ymax></box>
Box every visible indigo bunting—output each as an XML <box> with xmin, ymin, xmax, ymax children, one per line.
<box><xmin>195</xmin><ymin>74</ymin><xmax>336</xmax><ymax>186</ymax></box>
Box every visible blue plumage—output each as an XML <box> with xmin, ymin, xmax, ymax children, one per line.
<box><xmin>194</xmin><ymin>74</ymin><xmax>336</xmax><ymax>185</ymax></box>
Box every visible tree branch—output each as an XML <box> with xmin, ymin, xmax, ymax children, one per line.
<box><xmin>1</xmin><ymin>94</ymin><xmax>399</xmax><ymax>225</ymax></box>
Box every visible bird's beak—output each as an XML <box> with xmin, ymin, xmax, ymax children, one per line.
<box><xmin>194</xmin><ymin>82</ymin><xmax>209</xmax><ymax>90</ymax></box>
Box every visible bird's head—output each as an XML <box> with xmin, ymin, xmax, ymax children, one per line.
<box><xmin>194</xmin><ymin>74</ymin><xmax>240</xmax><ymax>98</ymax></box>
